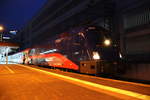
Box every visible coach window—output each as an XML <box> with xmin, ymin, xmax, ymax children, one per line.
<box><xmin>91</xmin><ymin>65</ymin><xmax>95</xmax><ymax>69</ymax></box>
<box><xmin>29</xmin><ymin>49</ymin><xmax>36</xmax><ymax>56</ymax></box>
<box><xmin>28</xmin><ymin>49</ymin><xmax>33</xmax><ymax>56</ymax></box>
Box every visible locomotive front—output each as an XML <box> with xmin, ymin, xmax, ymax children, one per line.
<box><xmin>79</xmin><ymin>26</ymin><xmax>120</xmax><ymax>75</ymax></box>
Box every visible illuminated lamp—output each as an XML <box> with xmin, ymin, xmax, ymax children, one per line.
<box><xmin>104</xmin><ymin>39</ymin><xmax>111</xmax><ymax>46</ymax></box>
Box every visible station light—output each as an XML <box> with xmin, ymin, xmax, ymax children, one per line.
<box><xmin>0</xmin><ymin>26</ymin><xmax>4</xmax><ymax>31</ymax></box>
<box><xmin>0</xmin><ymin>25</ymin><xmax>4</xmax><ymax>42</ymax></box>
<box><xmin>9</xmin><ymin>30</ymin><xmax>17</xmax><ymax>34</ymax></box>
<box><xmin>3</xmin><ymin>37</ymin><xmax>10</xmax><ymax>39</ymax></box>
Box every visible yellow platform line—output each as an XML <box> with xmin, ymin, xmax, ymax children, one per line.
<box><xmin>17</xmin><ymin>64</ymin><xmax>150</xmax><ymax>100</ymax></box>
<box><xmin>4</xmin><ymin>65</ymin><xmax>15</xmax><ymax>74</ymax></box>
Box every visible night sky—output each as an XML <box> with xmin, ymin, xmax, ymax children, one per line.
<box><xmin>0</xmin><ymin>0</ymin><xmax>47</xmax><ymax>31</ymax></box>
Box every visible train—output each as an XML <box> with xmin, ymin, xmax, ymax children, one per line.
<box><xmin>9</xmin><ymin>26</ymin><xmax>122</xmax><ymax>75</ymax></box>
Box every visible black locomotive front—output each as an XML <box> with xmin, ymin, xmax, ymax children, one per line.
<box><xmin>29</xmin><ymin>26</ymin><xmax>120</xmax><ymax>75</ymax></box>
<box><xmin>52</xmin><ymin>26</ymin><xmax>120</xmax><ymax>75</ymax></box>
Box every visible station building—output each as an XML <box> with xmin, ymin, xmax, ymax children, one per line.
<box><xmin>17</xmin><ymin>0</ymin><xmax>115</xmax><ymax>48</ymax></box>
<box><xmin>115</xmin><ymin>0</ymin><xmax>150</xmax><ymax>61</ymax></box>
<box><xmin>15</xmin><ymin>0</ymin><xmax>150</xmax><ymax>81</ymax></box>
<box><xmin>17</xmin><ymin>0</ymin><xmax>150</xmax><ymax>61</ymax></box>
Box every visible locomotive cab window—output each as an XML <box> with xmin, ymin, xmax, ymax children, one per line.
<box><xmin>86</xmin><ymin>27</ymin><xmax>107</xmax><ymax>45</ymax></box>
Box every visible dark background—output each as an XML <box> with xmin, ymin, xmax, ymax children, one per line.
<box><xmin>0</xmin><ymin>0</ymin><xmax>47</xmax><ymax>31</ymax></box>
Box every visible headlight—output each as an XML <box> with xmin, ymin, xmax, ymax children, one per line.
<box><xmin>93</xmin><ymin>52</ymin><xmax>100</xmax><ymax>60</ymax></box>
<box><xmin>104</xmin><ymin>39</ymin><xmax>111</xmax><ymax>46</ymax></box>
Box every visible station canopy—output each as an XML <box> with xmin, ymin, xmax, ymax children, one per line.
<box><xmin>0</xmin><ymin>42</ymin><xmax>19</xmax><ymax>64</ymax></box>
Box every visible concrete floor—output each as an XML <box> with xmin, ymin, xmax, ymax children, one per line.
<box><xmin>0</xmin><ymin>64</ymin><xmax>149</xmax><ymax>100</ymax></box>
